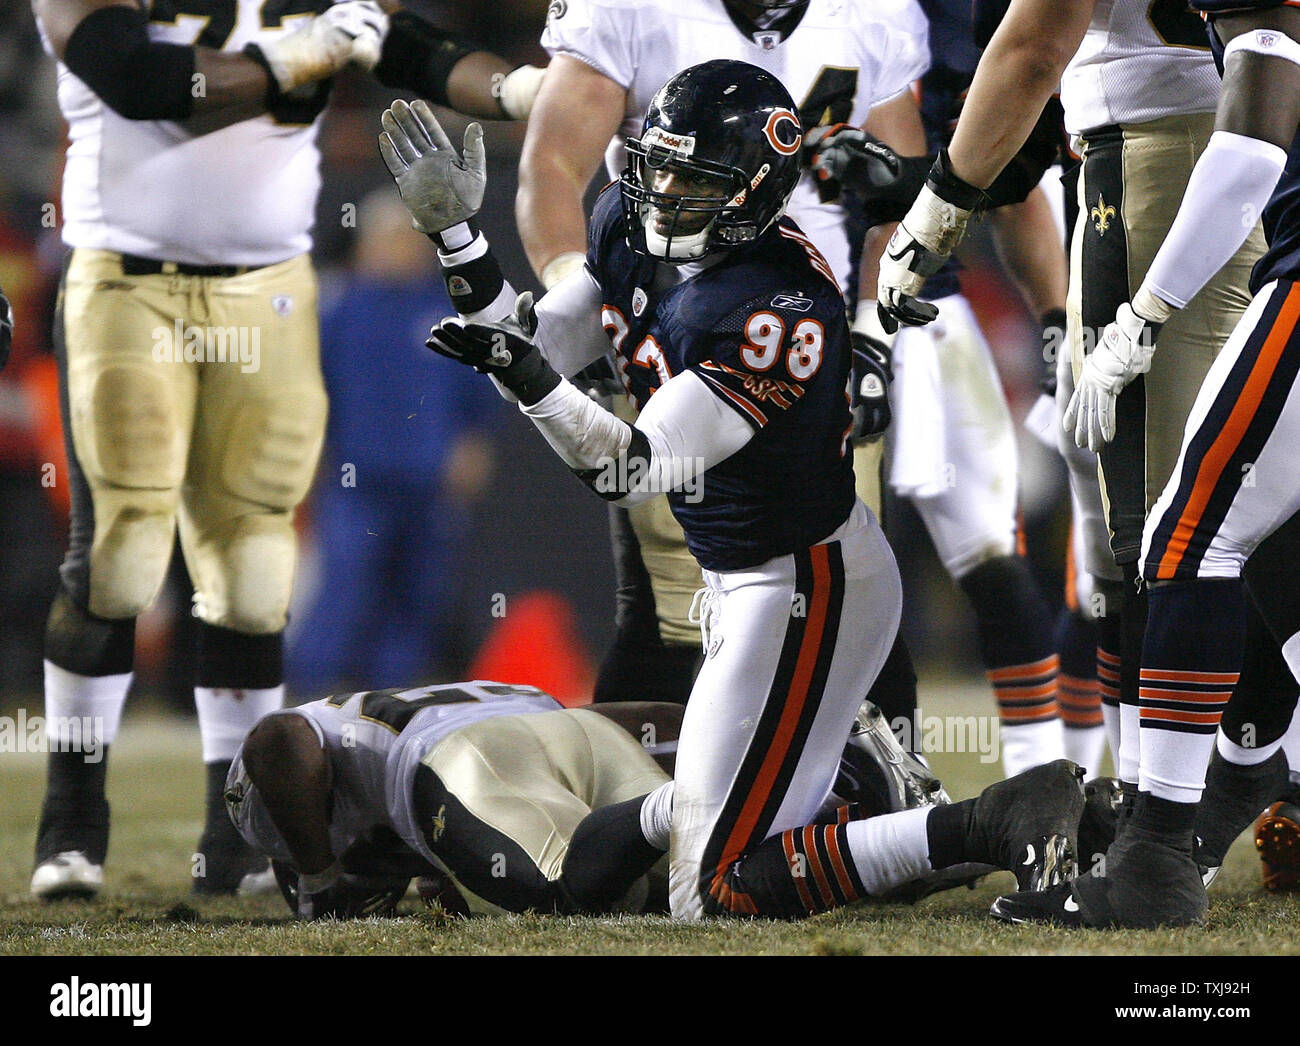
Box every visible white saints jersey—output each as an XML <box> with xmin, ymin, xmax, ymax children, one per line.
<box><xmin>46</xmin><ymin>0</ymin><xmax>329</xmax><ymax>267</ymax></box>
<box><xmin>1060</xmin><ymin>0</ymin><xmax>1220</xmax><ymax>138</ymax></box>
<box><xmin>234</xmin><ymin>681</ymin><xmax>561</xmax><ymax>867</ymax></box>
<box><xmin>542</xmin><ymin>0</ymin><xmax>930</xmax><ymax>291</ymax></box>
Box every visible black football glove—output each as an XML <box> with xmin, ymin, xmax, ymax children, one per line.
<box><xmin>426</xmin><ymin>292</ymin><xmax>559</xmax><ymax>405</ymax></box>
<box><xmin>0</xmin><ymin>283</ymin><xmax>11</xmax><ymax>372</ymax></box>
<box><xmin>271</xmin><ymin>858</ymin><xmax>409</xmax><ymax>921</ymax></box>
<box><xmin>807</xmin><ymin>124</ymin><xmax>933</xmax><ymax>224</ymax></box>
<box><xmin>850</xmin><ymin>329</ymin><xmax>894</xmax><ymax>443</ymax></box>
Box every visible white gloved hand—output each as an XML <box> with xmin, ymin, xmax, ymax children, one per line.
<box><xmin>256</xmin><ymin>1</ymin><xmax>388</xmax><ymax>93</ymax></box>
<box><xmin>493</xmin><ymin>64</ymin><xmax>547</xmax><ymax>121</ymax></box>
<box><xmin>379</xmin><ymin>99</ymin><xmax>486</xmax><ymax>235</ymax></box>
<box><xmin>1063</xmin><ymin>299</ymin><xmax>1165</xmax><ymax>452</ymax></box>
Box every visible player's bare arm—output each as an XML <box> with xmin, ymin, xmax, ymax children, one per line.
<box><xmin>847</xmin><ymin>91</ymin><xmax>930</xmax><ymax>437</ymax></box>
<box><xmin>856</xmin><ymin>91</ymin><xmax>929</xmax><ymax>314</ymax></box>
<box><xmin>1064</xmin><ymin>5</ymin><xmax>1300</xmax><ymax>452</ymax></box>
<box><xmin>989</xmin><ymin>188</ymin><xmax>1068</xmax><ymax>402</ymax></box>
<box><xmin>988</xmin><ymin>188</ymin><xmax>1068</xmax><ymax>321</ymax></box>
<box><xmin>1215</xmin><ymin>8</ymin><xmax>1300</xmax><ymax>150</ymax></box>
<box><xmin>878</xmin><ymin>0</ymin><xmax>1092</xmax><ymax>330</ymax></box>
<box><xmin>517</xmin><ymin>54</ymin><xmax>627</xmax><ymax>287</ymax></box>
<box><xmin>35</xmin><ymin>0</ymin><xmax>385</xmax><ymax>123</ymax></box>
<box><xmin>373</xmin><ymin>5</ymin><xmax>546</xmax><ymax>121</ymax></box>
<box><xmin>947</xmin><ymin>0</ymin><xmax>1094</xmax><ymax>189</ymax></box>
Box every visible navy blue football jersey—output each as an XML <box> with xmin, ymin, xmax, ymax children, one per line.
<box><xmin>1196</xmin><ymin>4</ymin><xmax>1300</xmax><ymax>292</ymax></box>
<box><xmin>587</xmin><ymin>185</ymin><xmax>857</xmax><ymax>573</ymax></box>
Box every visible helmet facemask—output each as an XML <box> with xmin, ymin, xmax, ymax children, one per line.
<box><xmin>624</xmin><ymin>136</ymin><xmax>751</xmax><ymax>262</ymax></box>
<box><xmin>620</xmin><ymin>60</ymin><xmax>804</xmax><ymax>264</ymax></box>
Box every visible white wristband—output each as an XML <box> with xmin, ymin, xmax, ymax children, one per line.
<box><xmin>1223</xmin><ymin>28</ymin><xmax>1300</xmax><ymax>71</ymax></box>
<box><xmin>853</xmin><ymin>299</ymin><xmax>897</xmax><ymax>348</ymax></box>
<box><xmin>495</xmin><ymin>64</ymin><xmax>547</xmax><ymax>121</ymax></box>
<box><xmin>540</xmin><ymin>251</ymin><xmax>587</xmax><ymax>291</ymax></box>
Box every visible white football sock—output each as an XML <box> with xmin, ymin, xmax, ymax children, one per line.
<box><xmin>843</xmin><ymin>807</ymin><xmax>932</xmax><ymax>895</ymax></box>
<box><xmin>1063</xmin><ymin>725</ymin><xmax>1107</xmax><ymax>778</ymax></box>
<box><xmin>640</xmin><ymin>780</ymin><xmax>674</xmax><ymax>851</ymax></box>
<box><xmin>1000</xmin><ymin>719</ymin><xmax>1065</xmax><ymax>777</ymax></box>
<box><xmin>1275</xmin><ymin>699</ymin><xmax>1300</xmax><ymax>782</ymax></box>
<box><xmin>1101</xmin><ymin>701</ymin><xmax>1122</xmax><ymax>775</ymax></box>
<box><xmin>43</xmin><ymin>660</ymin><xmax>131</xmax><ymax>755</ymax></box>
<box><xmin>1117</xmin><ymin>701</ymin><xmax>1140</xmax><ymax>785</ymax></box>
<box><xmin>1139</xmin><ymin>728</ymin><xmax>1218</xmax><ymax>804</ymax></box>
<box><xmin>195</xmin><ymin>685</ymin><xmax>283</xmax><ymax>763</ymax></box>
<box><xmin>1217</xmin><ymin>726</ymin><xmax>1284</xmax><ymax>766</ymax></box>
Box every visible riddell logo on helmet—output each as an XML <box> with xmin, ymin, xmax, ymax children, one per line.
<box><xmin>642</xmin><ymin>127</ymin><xmax>696</xmax><ymax>158</ymax></box>
<box><xmin>762</xmin><ymin>110</ymin><xmax>801</xmax><ymax>156</ymax></box>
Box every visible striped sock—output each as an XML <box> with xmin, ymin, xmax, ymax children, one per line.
<box><xmin>1139</xmin><ymin>580</ymin><xmax>1245</xmax><ymax>803</ymax></box>
<box><xmin>988</xmin><ymin>653</ymin><xmax>1061</xmax><ymax>727</ymax></box>
<box><xmin>989</xmin><ymin>655</ymin><xmax>1065</xmax><ymax>775</ymax></box>
<box><xmin>1097</xmin><ymin>644</ymin><xmax>1122</xmax><ymax>764</ymax></box>
<box><xmin>1059</xmin><ymin>672</ymin><xmax>1105</xmax><ymax>773</ymax></box>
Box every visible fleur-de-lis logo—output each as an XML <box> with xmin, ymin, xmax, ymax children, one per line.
<box><xmin>429</xmin><ymin>803</ymin><xmax>448</xmax><ymax>842</ymax></box>
<box><xmin>1091</xmin><ymin>194</ymin><xmax>1116</xmax><ymax>236</ymax></box>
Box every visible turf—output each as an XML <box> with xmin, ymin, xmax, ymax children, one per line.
<box><xmin>3</xmin><ymin>678</ymin><xmax>1298</xmax><ymax>956</ymax></box>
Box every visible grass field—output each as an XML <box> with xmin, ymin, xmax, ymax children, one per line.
<box><xmin>4</xmin><ymin>676</ymin><xmax>1299</xmax><ymax>957</ymax></box>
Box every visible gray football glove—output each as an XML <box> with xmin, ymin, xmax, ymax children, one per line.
<box><xmin>379</xmin><ymin>99</ymin><xmax>486</xmax><ymax>235</ymax></box>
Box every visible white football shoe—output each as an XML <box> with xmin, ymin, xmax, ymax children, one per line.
<box><xmin>31</xmin><ymin>850</ymin><xmax>103</xmax><ymax>900</ymax></box>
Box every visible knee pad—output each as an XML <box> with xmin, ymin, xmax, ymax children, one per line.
<box><xmin>221</xmin><ymin>394</ymin><xmax>326</xmax><ymax>510</ymax></box>
<box><xmin>81</xmin><ymin>364</ymin><xmax>186</xmax><ymax>489</ymax></box>
<box><xmin>191</xmin><ymin>513</ymin><xmax>297</xmax><ymax>634</ymax></box>
<box><xmin>88</xmin><ymin>496</ymin><xmax>177</xmax><ymax>619</ymax></box>
<box><xmin>44</xmin><ymin>585</ymin><xmax>136</xmax><ymax>677</ymax></box>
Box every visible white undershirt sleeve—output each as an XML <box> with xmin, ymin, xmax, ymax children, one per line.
<box><xmin>519</xmin><ymin>369</ymin><xmax>755</xmax><ymax>506</ymax></box>
<box><xmin>532</xmin><ymin>262</ymin><xmax>612</xmax><ymax>378</ymax></box>
<box><xmin>1139</xmin><ymin>130</ymin><xmax>1287</xmax><ymax>311</ymax></box>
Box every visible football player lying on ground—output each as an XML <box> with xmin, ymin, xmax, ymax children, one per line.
<box><xmin>228</xmin><ymin>678</ymin><xmax>981</xmax><ymax>919</ymax></box>
<box><xmin>378</xmin><ymin>60</ymin><xmax>1086</xmax><ymax>921</ymax></box>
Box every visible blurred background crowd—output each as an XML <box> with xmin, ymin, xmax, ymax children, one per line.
<box><xmin>0</xmin><ymin>0</ymin><xmax>1069</xmax><ymax>711</ymax></box>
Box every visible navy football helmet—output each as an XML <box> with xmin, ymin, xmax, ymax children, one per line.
<box><xmin>621</xmin><ymin>59</ymin><xmax>804</xmax><ymax>262</ymax></box>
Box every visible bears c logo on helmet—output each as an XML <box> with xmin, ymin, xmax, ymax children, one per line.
<box><xmin>763</xmin><ymin>109</ymin><xmax>802</xmax><ymax>157</ymax></box>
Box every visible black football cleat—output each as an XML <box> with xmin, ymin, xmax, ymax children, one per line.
<box><xmin>1195</xmin><ymin>749</ymin><xmax>1289</xmax><ymax>887</ymax></box>
<box><xmin>1255</xmin><ymin>790</ymin><xmax>1300</xmax><ymax>892</ymax></box>
<box><xmin>32</xmin><ymin>793</ymin><xmax>110</xmax><ymax>901</ymax></box>
<box><xmin>1106</xmin><ymin>831</ymin><xmax>1207</xmax><ymax>928</ymax></box>
<box><xmin>990</xmin><ymin>876</ymin><xmax>1113</xmax><ymax>928</ymax></box>
<box><xmin>968</xmin><ymin>759</ymin><xmax>1085</xmax><ymax>892</ymax></box>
